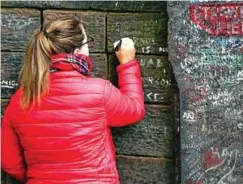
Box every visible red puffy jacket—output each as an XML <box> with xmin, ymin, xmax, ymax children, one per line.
<box><xmin>1</xmin><ymin>60</ymin><xmax>145</xmax><ymax>184</ymax></box>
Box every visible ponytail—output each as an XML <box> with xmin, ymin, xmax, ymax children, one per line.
<box><xmin>20</xmin><ymin>18</ymin><xmax>86</xmax><ymax>109</ymax></box>
<box><xmin>20</xmin><ymin>30</ymin><xmax>51</xmax><ymax>109</ymax></box>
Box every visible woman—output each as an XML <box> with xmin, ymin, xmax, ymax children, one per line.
<box><xmin>1</xmin><ymin>18</ymin><xmax>145</xmax><ymax>184</ymax></box>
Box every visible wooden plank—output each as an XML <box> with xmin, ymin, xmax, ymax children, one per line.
<box><xmin>90</xmin><ymin>54</ymin><xmax>108</xmax><ymax>79</ymax></box>
<box><xmin>107</xmin><ymin>13</ymin><xmax>168</xmax><ymax>55</ymax></box>
<box><xmin>1</xmin><ymin>1</ymin><xmax>166</xmax><ymax>12</ymax></box>
<box><xmin>1</xmin><ymin>52</ymin><xmax>107</xmax><ymax>98</ymax></box>
<box><xmin>108</xmin><ymin>55</ymin><xmax>172</xmax><ymax>104</ymax></box>
<box><xmin>43</xmin><ymin>10</ymin><xmax>106</xmax><ymax>53</ymax></box>
<box><xmin>112</xmin><ymin>105</ymin><xmax>174</xmax><ymax>158</ymax></box>
<box><xmin>1</xmin><ymin>52</ymin><xmax>24</xmax><ymax>98</ymax></box>
<box><xmin>116</xmin><ymin>155</ymin><xmax>175</xmax><ymax>184</ymax></box>
<box><xmin>1</xmin><ymin>9</ymin><xmax>40</xmax><ymax>51</ymax></box>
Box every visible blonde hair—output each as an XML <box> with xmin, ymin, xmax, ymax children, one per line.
<box><xmin>20</xmin><ymin>18</ymin><xmax>85</xmax><ymax>109</ymax></box>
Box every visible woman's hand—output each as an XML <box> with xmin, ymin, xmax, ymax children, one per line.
<box><xmin>114</xmin><ymin>38</ymin><xmax>136</xmax><ymax>65</ymax></box>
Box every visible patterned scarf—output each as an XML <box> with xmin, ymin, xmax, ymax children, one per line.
<box><xmin>50</xmin><ymin>53</ymin><xmax>93</xmax><ymax>75</ymax></box>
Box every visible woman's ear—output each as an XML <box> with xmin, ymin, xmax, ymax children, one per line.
<box><xmin>73</xmin><ymin>45</ymin><xmax>89</xmax><ymax>56</ymax></box>
<box><xmin>74</xmin><ymin>48</ymin><xmax>81</xmax><ymax>55</ymax></box>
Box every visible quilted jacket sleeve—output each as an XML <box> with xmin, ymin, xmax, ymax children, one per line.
<box><xmin>104</xmin><ymin>60</ymin><xmax>145</xmax><ymax>127</ymax></box>
<box><xmin>1</xmin><ymin>100</ymin><xmax>27</xmax><ymax>183</ymax></box>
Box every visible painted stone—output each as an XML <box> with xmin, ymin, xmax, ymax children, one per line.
<box><xmin>168</xmin><ymin>1</ymin><xmax>243</xmax><ymax>184</ymax></box>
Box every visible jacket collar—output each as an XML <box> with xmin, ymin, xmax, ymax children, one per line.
<box><xmin>50</xmin><ymin>70</ymin><xmax>88</xmax><ymax>81</ymax></box>
<box><xmin>50</xmin><ymin>53</ymin><xmax>93</xmax><ymax>75</ymax></box>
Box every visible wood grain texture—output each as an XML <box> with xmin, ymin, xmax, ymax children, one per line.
<box><xmin>112</xmin><ymin>105</ymin><xmax>174</xmax><ymax>158</ymax></box>
<box><xmin>1</xmin><ymin>52</ymin><xmax>24</xmax><ymax>98</ymax></box>
<box><xmin>43</xmin><ymin>10</ymin><xmax>106</xmax><ymax>53</ymax></box>
<box><xmin>109</xmin><ymin>55</ymin><xmax>172</xmax><ymax>104</ymax></box>
<box><xmin>90</xmin><ymin>54</ymin><xmax>108</xmax><ymax>79</ymax></box>
<box><xmin>107</xmin><ymin>13</ymin><xmax>168</xmax><ymax>54</ymax></box>
<box><xmin>1</xmin><ymin>9</ymin><xmax>40</xmax><ymax>51</ymax></box>
<box><xmin>116</xmin><ymin>155</ymin><xmax>175</xmax><ymax>184</ymax></box>
<box><xmin>1</xmin><ymin>1</ymin><xmax>166</xmax><ymax>12</ymax></box>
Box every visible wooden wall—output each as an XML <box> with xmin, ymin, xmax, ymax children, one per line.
<box><xmin>1</xmin><ymin>1</ymin><xmax>178</xmax><ymax>184</ymax></box>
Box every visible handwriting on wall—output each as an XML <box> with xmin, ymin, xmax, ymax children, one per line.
<box><xmin>1</xmin><ymin>80</ymin><xmax>18</xmax><ymax>89</ymax></box>
<box><xmin>190</xmin><ymin>3</ymin><xmax>243</xmax><ymax>36</ymax></box>
<box><xmin>1</xmin><ymin>9</ymin><xmax>40</xmax><ymax>51</ymax></box>
<box><xmin>1</xmin><ymin>80</ymin><xmax>19</xmax><ymax>100</ymax></box>
<box><xmin>112</xmin><ymin>106</ymin><xmax>174</xmax><ymax>157</ymax></box>
<box><xmin>109</xmin><ymin>55</ymin><xmax>172</xmax><ymax>104</ymax></box>
<box><xmin>168</xmin><ymin>1</ymin><xmax>243</xmax><ymax>184</ymax></box>
<box><xmin>107</xmin><ymin>13</ymin><xmax>168</xmax><ymax>54</ymax></box>
<box><xmin>137</xmin><ymin>56</ymin><xmax>172</xmax><ymax>103</ymax></box>
<box><xmin>1</xmin><ymin>52</ymin><xmax>24</xmax><ymax>98</ymax></box>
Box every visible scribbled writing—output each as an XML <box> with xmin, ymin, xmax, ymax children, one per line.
<box><xmin>1</xmin><ymin>80</ymin><xmax>18</xmax><ymax>89</ymax></box>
